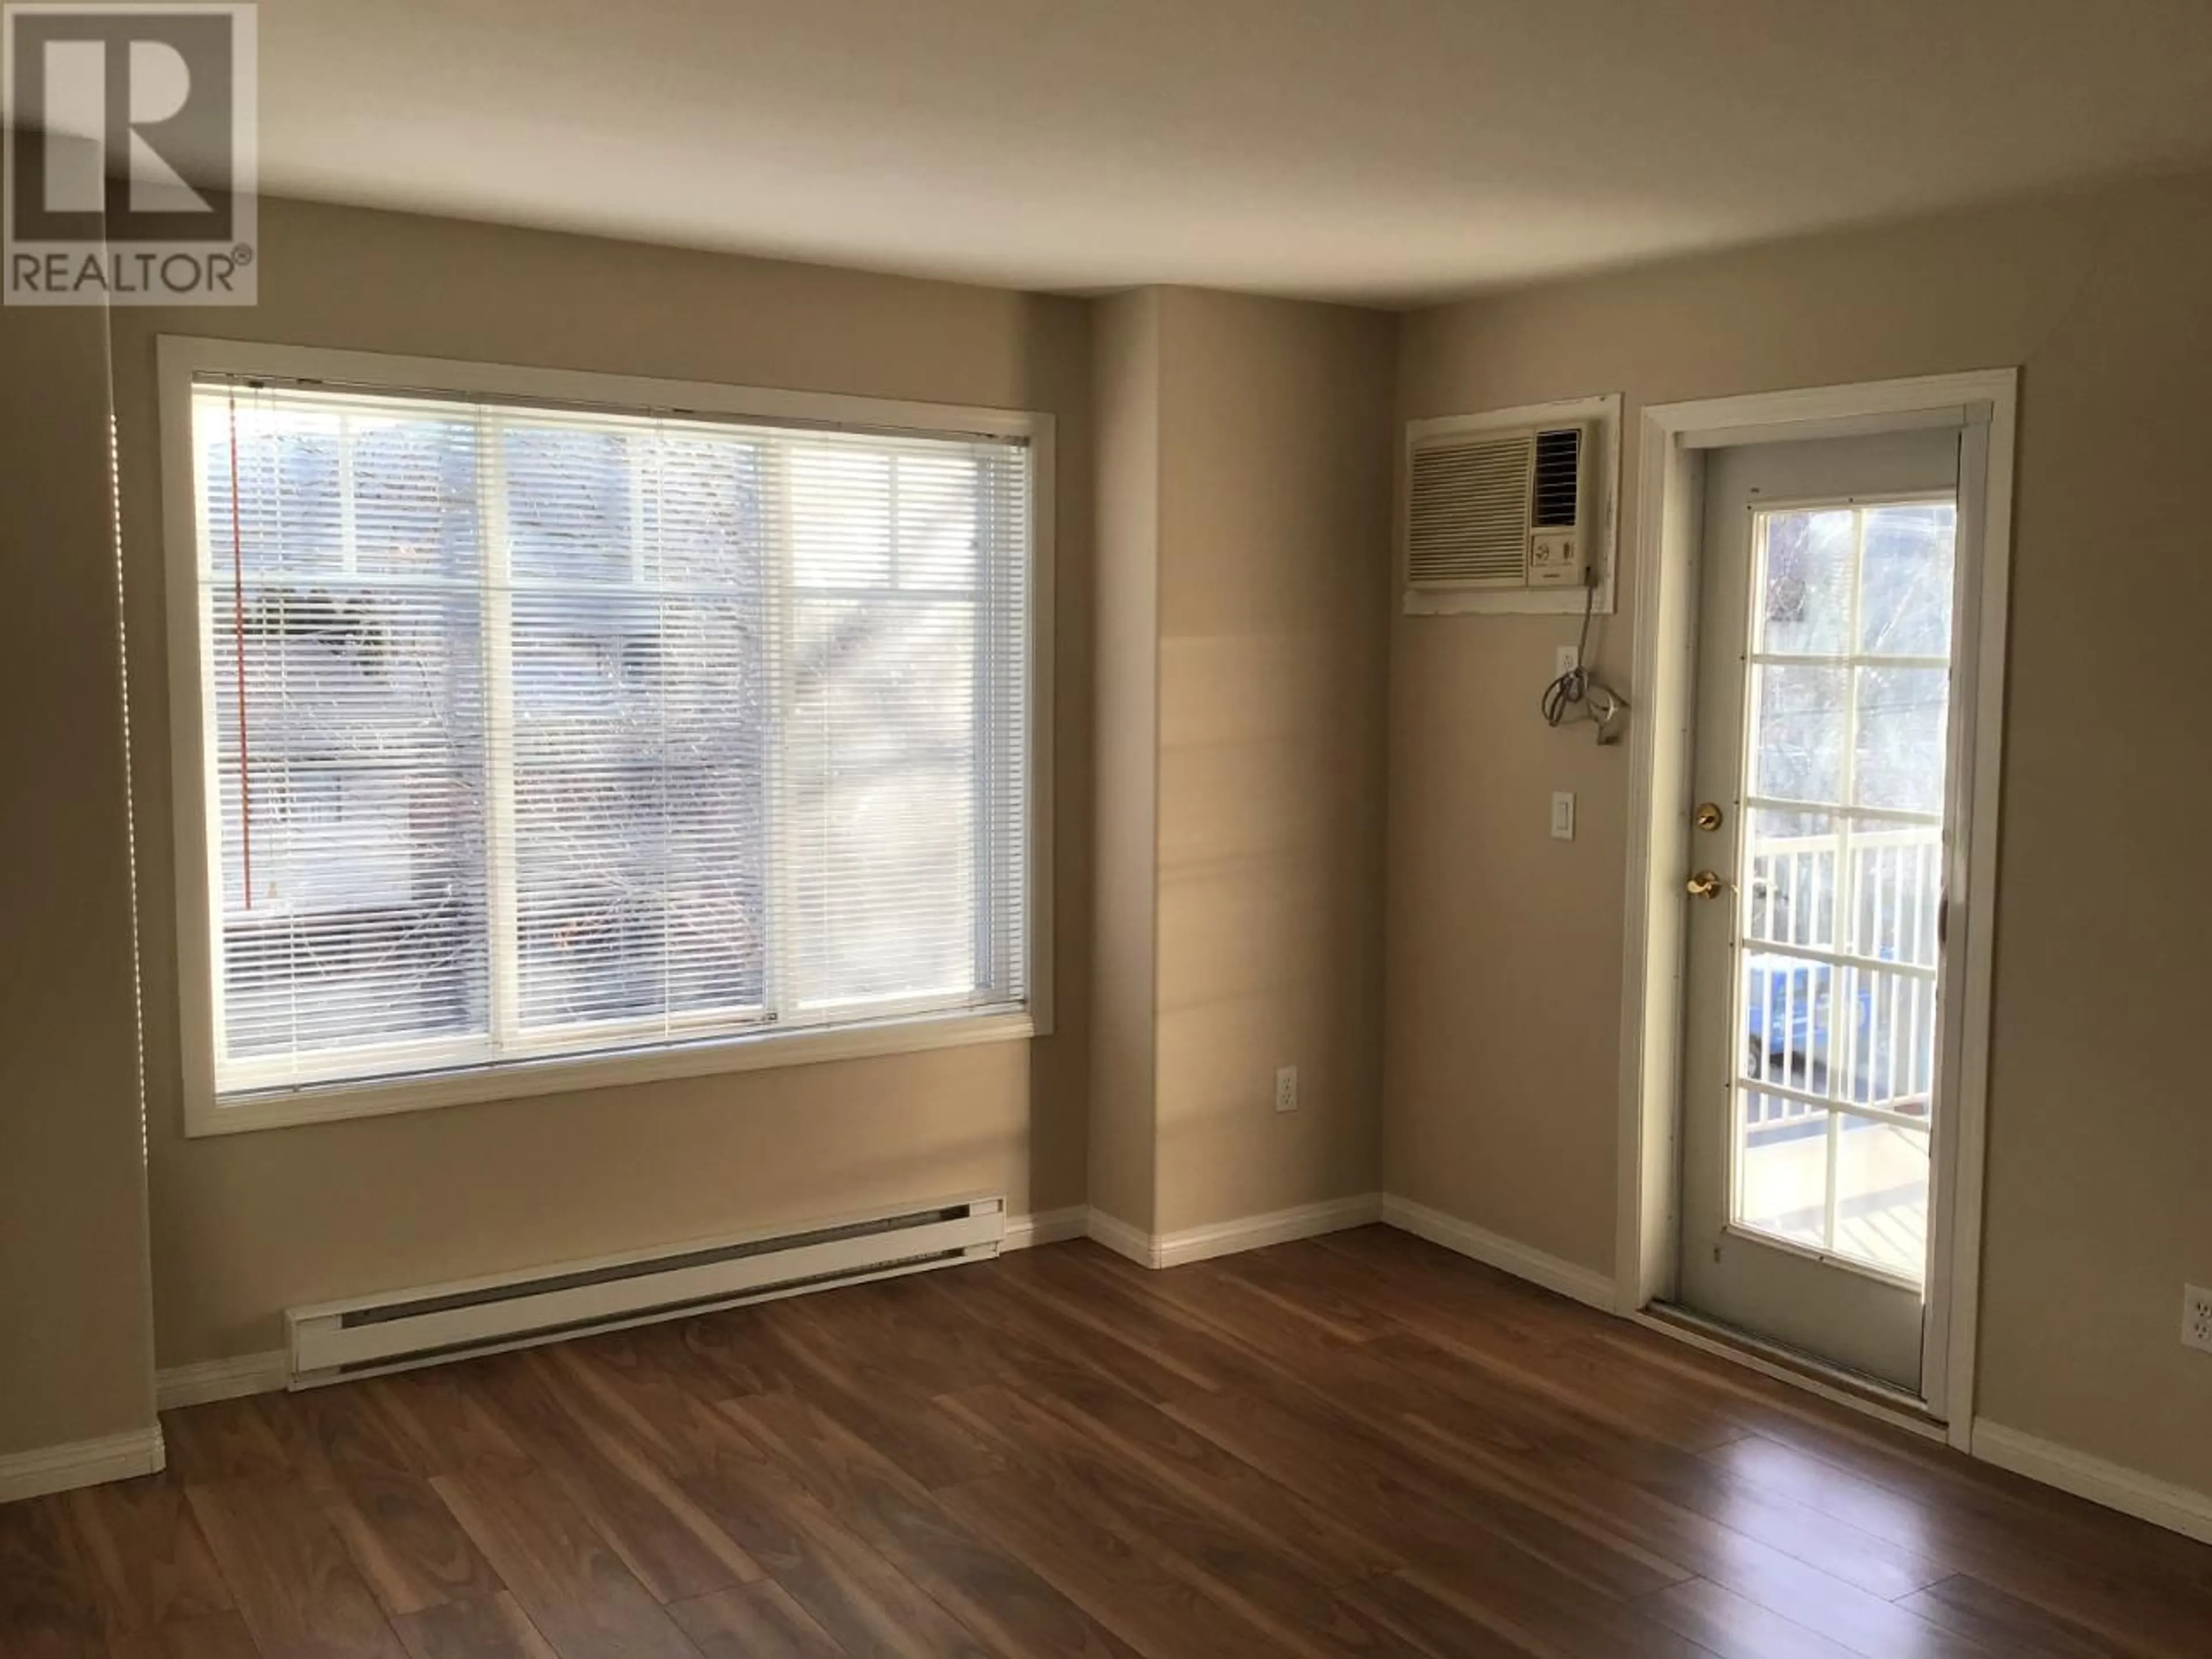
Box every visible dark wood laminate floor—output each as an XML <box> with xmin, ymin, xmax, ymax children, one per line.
<box><xmin>6</xmin><ymin>1226</ymin><xmax>2210</xmax><ymax>1659</ymax></box>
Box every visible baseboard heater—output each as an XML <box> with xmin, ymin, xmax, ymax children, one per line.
<box><xmin>286</xmin><ymin>1195</ymin><xmax>1005</xmax><ymax>1387</ymax></box>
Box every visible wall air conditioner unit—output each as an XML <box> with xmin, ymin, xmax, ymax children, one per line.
<box><xmin>1402</xmin><ymin>395</ymin><xmax>1619</xmax><ymax>616</ymax></box>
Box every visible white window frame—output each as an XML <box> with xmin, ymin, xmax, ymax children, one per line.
<box><xmin>158</xmin><ymin>336</ymin><xmax>1055</xmax><ymax>1137</ymax></box>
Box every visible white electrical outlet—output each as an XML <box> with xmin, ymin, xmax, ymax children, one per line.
<box><xmin>1274</xmin><ymin>1065</ymin><xmax>1298</xmax><ymax>1113</ymax></box>
<box><xmin>1555</xmin><ymin>645</ymin><xmax>1581</xmax><ymax>682</ymax></box>
<box><xmin>2185</xmin><ymin>1285</ymin><xmax>2212</xmax><ymax>1354</ymax></box>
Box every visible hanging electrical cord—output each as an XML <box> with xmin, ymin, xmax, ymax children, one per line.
<box><xmin>1540</xmin><ymin>572</ymin><xmax>1629</xmax><ymax>744</ymax></box>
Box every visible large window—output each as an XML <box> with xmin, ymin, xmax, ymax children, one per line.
<box><xmin>167</xmin><ymin>349</ymin><xmax>1039</xmax><ymax>1126</ymax></box>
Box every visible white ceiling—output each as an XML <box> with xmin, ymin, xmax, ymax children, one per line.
<box><xmin>241</xmin><ymin>0</ymin><xmax>2212</xmax><ymax>305</ymax></box>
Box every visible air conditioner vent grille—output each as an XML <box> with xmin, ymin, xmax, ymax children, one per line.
<box><xmin>1407</xmin><ymin>434</ymin><xmax>1532</xmax><ymax>585</ymax></box>
<box><xmin>1533</xmin><ymin>427</ymin><xmax>1582</xmax><ymax>529</ymax></box>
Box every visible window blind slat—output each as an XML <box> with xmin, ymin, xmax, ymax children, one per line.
<box><xmin>192</xmin><ymin>380</ymin><xmax>1031</xmax><ymax>1098</ymax></box>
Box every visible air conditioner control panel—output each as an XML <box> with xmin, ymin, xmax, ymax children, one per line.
<box><xmin>1529</xmin><ymin>529</ymin><xmax>1585</xmax><ymax>586</ymax></box>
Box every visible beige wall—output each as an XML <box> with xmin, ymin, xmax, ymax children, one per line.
<box><xmin>0</xmin><ymin>287</ymin><xmax>160</xmax><ymax>1453</ymax></box>
<box><xmin>1088</xmin><ymin>288</ymin><xmax>1394</xmax><ymax>1238</ymax></box>
<box><xmin>1088</xmin><ymin>291</ymin><xmax>1163</xmax><ymax>1232</ymax></box>
<box><xmin>1386</xmin><ymin>173</ymin><xmax>2212</xmax><ymax>1491</ymax></box>
<box><xmin>104</xmin><ymin>199</ymin><xmax>1094</xmax><ymax>1365</ymax></box>
<box><xmin>1152</xmin><ymin>289</ymin><xmax>1393</xmax><ymax>1233</ymax></box>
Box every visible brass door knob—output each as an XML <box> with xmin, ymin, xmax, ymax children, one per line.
<box><xmin>1686</xmin><ymin>870</ymin><xmax>1727</xmax><ymax>899</ymax></box>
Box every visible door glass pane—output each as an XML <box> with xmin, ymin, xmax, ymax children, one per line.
<box><xmin>1750</xmin><ymin>664</ymin><xmax>1847</xmax><ymax>805</ymax></box>
<box><xmin>1850</xmin><ymin>835</ymin><xmax>1943</xmax><ymax>968</ymax></box>
<box><xmin>1834</xmin><ymin>1122</ymin><xmax>1930</xmax><ymax>1279</ymax></box>
<box><xmin>1854</xmin><ymin>666</ymin><xmax>1949</xmax><ymax>814</ymax></box>
<box><xmin>1742</xmin><ymin>952</ymin><xmax>1838</xmax><ymax>1093</ymax></box>
<box><xmin>1744</xmin><ymin>808</ymin><xmax>1838</xmax><ymax>951</ymax></box>
<box><xmin>1754</xmin><ymin>508</ymin><xmax>1855</xmax><ymax>655</ymax></box>
<box><xmin>1737</xmin><ymin>1096</ymin><xmax>1828</xmax><ymax>1249</ymax></box>
<box><xmin>1858</xmin><ymin>502</ymin><xmax>1955</xmax><ymax>656</ymax></box>
<box><xmin>1836</xmin><ymin>964</ymin><xmax>1940</xmax><ymax>1114</ymax></box>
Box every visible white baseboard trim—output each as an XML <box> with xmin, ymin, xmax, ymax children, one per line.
<box><xmin>156</xmin><ymin>1350</ymin><xmax>290</xmax><ymax>1411</ymax></box>
<box><xmin>1153</xmin><ymin>1194</ymin><xmax>1383</xmax><ymax>1268</ymax></box>
<box><xmin>1084</xmin><ymin>1207</ymin><xmax>1155</xmax><ymax>1267</ymax></box>
<box><xmin>1079</xmin><ymin>1195</ymin><xmax>1382</xmax><ymax>1270</ymax></box>
<box><xmin>0</xmin><ymin>1426</ymin><xmax>165</xmax><ymax>1502</ymax></box>
<box><xmin>1380</xmin><ymin>1195</ymin><xmax>1618</xmax><ymax>1310</ymax></box>
<box><xmin>1002</xmin><ymin>1206</ymin><xmax>1089</xmax><ymax>1251</ymax></box>
<box><xmin>1972</xmin><ymin>1421</ymin><xmax>2212</xmax><ymax>1547</ymax></box>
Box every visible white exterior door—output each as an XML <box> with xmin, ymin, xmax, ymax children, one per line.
<box><xmin>1675</xmin><ymin>426</ymin><xmax>1963</xmax><ymax>1392</ymax></box>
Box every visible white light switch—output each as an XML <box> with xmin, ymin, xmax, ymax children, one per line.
<box><xmin>1550</xmin><ymin>791</ymin><xmax>1576</xmax><ymax>841</ymax></box>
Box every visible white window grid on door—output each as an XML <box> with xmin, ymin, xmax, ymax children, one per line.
<box><xmin>1724</xmin><ymin>493</ymin><xmax>1953</xmax><ymax>1287</ymax></box>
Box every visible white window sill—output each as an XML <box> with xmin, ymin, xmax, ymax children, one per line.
<box><xmin>185</xmin><ymin>1007</ymin><xmax>1037</xmax><ymax>1138</ymax></box>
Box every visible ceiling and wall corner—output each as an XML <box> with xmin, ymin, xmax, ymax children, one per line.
<box><xmin>157</xmin><ymin>0</ymin><xmax>2212</xmax><ymax>305</ymax></box>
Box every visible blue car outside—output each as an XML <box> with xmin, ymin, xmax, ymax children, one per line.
<box><xmin>1745</xmin><ymin>954</ymin><xmax>1877</xmax><ymax>1097</ymax></box>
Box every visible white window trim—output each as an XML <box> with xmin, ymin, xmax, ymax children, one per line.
<box><xmin>157</xmin><ymin>335</ymin><xmax>1056</xmax><ymax>1138</ymax></box>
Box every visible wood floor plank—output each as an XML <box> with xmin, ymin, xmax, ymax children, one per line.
<box><xmin>1658</xmin><ymin>1529</ymin><xmax>1995</xmax><ymax>1659</ymax></box>
<box><xmin>1162</xmin><ymin>1384</ymin><xmax>1684</xmax><ymax>1599</ymax></box>
<box><xmin>933</xmin><ymin>1386</ymin><xmax>1433</xmax><ymax>1659</ymax></box>
<box><xmin>1329</xmin><ymin>1570</ymin><xmax>1540</xmax><ymax>1659</ymax></box>
<box><xmin>430</xmin><ymin>1466</ymin><xmax>702</xmax><ymax>1659</ymax></box>
<box><xmin>0</xmin><ymin>1494</ymin><xmax>105</xmax><ymax>1659</ymax></box>
<box><xmin>537</xmin><ymin>1333</ymin><xmax>762</xmax><ymax>1480</ymax></box>
<box><xmin>1639</xmin><ymin>1577</ymin><xmax>1868</xmax><ymax>1659</ymax></box>
<box><xmin>1394</xmin><ymin>1407</ymin><xmax>1946</xmax><ymax>1606</ymax></box>
<box><xmin>1396</xmin><ymin>1556</ymin><xmax>1714</xmax><ymax>1659</ymax></box>
<box><xmin>160</xmin><ymin>1401</ymin><xmax>292</xmax><ymax>1487</ymax></box>
<box><xmin>256</xmin><ymin>1381</ymin><xmax>506</xmax><ymax>1619</ymax></box>
<box><xmin>908</xmin><ymin>1262</ymin><xmax>1214</xmax><ymax>1405</ymax></box>
<box><xmin>668</xmin><ymin>1308</ymin><xmax>801</xmax><ymax>1399</ymax></box>
<box><xmin>103</xmin><ymin>1608</ymin><xmax>260</xmax><ymax>1659</ymax></box>
<box><xmin>1713</xmin><ymin>1433</ymin><xmax>2212</xmax><ymax>1657</ymax></box>
<box><xmin>187</xmin><ymin>1476</ymin><xmax>410</xmax><ymax>1659</ymax></box>
<box><xmin>934</xmin><ymin>1472</ymin><xmax>1292</xmax><ymax>1659</ymax></box>
<box><xmin>981</xmin><ymin>1246</ymin><xmax>1283</xmax><ymax>1395</ymax></box>
<box><xmin>670</xmin><ymin>1433</ymin><xmax>1002</xmax><ymax>1659</ymax></box>
<box><xmin>668</xmin><ymin>1583</ymin><xmax>850</xmax><ymax>1659</ymax></box>
<box><xmin>13</xmin><ymin>1228</ymin><xmax>2209</xmax><ymax>1659</ymax></box>
<box><xmin>390</xmin><ymin>1592</ymin><xmax>560</xmax><ymax>1659</ymax></box>
<box><xmin>361</xmin><ymin>1368</ymin><xmax>537</xmax><ymax>1484</ymax></box>
<box><xmin>727</xmin><ymin>1391</ymin><xmax>1142</xmax><ymax>1658</ymax></box>
<box><xmin>1896</xmin><ymin>1574</ymin><xmax>2142</xmax><ymax>1659</ymax></box>
<box><xmin>741</xmin><ymin>1306</ymin><xmax>1008</xmax><ymax>1491</ymax></box>
<box><xmin>62</xmin><ymin>1475</ymin><xmax>235</xmax><ymax>1633</ymax></box>
<box><xmin>1209</xmin><ymin>1240</ymin><xmax>1408</xmax><ymax>1343</ymax></box>
<box><xmin>1013</xmin><ymin>1354</ymin><xmax>1400</xmax><ymax>1585</ymax></box>
<box><xmin>472</xmin><ymin>1349</ymin><xmax>760</xmax><ymax>1605</ymax></box>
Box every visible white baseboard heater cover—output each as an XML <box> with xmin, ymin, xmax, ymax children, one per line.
<box><xmin>286</xmin><ymin>1195</ymin><xmax>1005</xmax><ymax>1386</ymax></box>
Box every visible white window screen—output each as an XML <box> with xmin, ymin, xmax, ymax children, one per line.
<box><xmin>188</xmin><ymin>379</ymin><xmax>1031</xmax><ymax>1099</ymax></box>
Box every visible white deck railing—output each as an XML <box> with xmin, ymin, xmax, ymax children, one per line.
<box><xmin>1743</xmin><ymin>826</ymin><xmax>1943</xmax><ymax>1130</ymax></box>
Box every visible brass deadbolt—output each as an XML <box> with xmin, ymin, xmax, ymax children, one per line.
<box><xmin>1694</xmin><ymin>802</ymin><xmax>1725</xmax><ymax>832</ymax></box>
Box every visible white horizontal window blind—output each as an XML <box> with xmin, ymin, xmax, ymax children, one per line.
<box><xmin>189</xmin><ymin>378</ymin><xmax>1031</xmax><ymax>1100</ymax></box>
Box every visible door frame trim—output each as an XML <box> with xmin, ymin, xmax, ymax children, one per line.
<box><xmin>1614</xmin><ymin>369</ymin><xmax>2018</xmax><ymax>1450</ymax></box>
